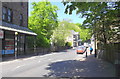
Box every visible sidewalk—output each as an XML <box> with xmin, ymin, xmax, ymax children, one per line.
<box><xmin>1</xmin><ymin>52</ymin><xmax>50</xmax><ymax>62</ymax></box>
<box><xmin>75</xmin><ymin>54</ymin><xmax>116</xmax><ymax>77</ymax></box>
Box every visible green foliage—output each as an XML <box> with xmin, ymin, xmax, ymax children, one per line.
<box><xmin>52</xmin><ymin>21</ymin><xmax>71</xmax><ymax>46</ymax></box>
<box><xmin>28</xmin><ymin>1</ymin><xmax>58</xmax><ymax>47</ymax></box>
<box><xmin>52</xmin><ymin>19</ymin><xmax>91</xmax><ymax>46</ymax></box>
<box><xmin>63</xmin><ymin>1</ymin><xmax>120</xmax><ymax>44</ymax></box>
<box><xmin>75</xmin><ymin>23</ymin><xmax>92</xmax><ymax>42</ymax></box>
<box><xmin>65</xmin><ymin>42</ymin><xmax>72</xmax><ymax>47</ymax></box>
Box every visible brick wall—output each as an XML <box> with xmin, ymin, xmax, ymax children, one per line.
<box><xmin>0</xmin><ymin>1</ymin><xmax>2</xmax><ymax>21</ymax></box>
<box><xmin>2</xmin><ymin>2</ymin><xmax>28</xmax><ymax>27</ymax></box>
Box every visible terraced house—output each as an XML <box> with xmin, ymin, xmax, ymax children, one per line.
<box><xmin>0</xmin><ymin>1</ymin><xmax>37</xmax><ymax>58</ymax></box>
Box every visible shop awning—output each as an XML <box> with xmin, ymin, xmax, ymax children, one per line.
<box><xmin>0</xmin><ymin>22</ymin><xmax>37</xmax><ymax>36</ymax></box>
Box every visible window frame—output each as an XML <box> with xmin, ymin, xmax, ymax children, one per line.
<box><xmin>2</xmin><ymin>7</ymin><xmax>13</xmax><ymax>23</ymax></box>
<box><xmin>7</xmin><ymin>8</ymin><xmax>13</xmax><ymax>23</ymax></box>
<box><xmin>2</xmin><ymin>7</ymin><xmax>7</xmax><ymax>21</ymax></box>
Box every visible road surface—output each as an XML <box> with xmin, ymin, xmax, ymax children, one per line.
<box><xmin>1</xmin><ymin>48</ymin><xmax>115</xmax><ymax>77</ymax></box>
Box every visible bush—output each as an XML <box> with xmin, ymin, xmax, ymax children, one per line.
<box><xmin>65</xmin><ymin>42</ymin><xmax>72</xmax><ymax>47</ymax></box>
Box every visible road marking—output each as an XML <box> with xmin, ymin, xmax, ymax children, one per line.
<box><xmin>51</xmin><ymin>59</ymin><xmax>63</xmax><ymax>63</ymax></box>
<box><xmin>12</xmin><ymin>65</ymin><xmax>25</xmax><ymax>71</ymax></box>
<box><xmin>48</xmin><ymin>59</ymin><xmax>51</xmax><ymax>60</ymax></box>
<box><xmin>16</xmin><ymin>65</ymin><xmax>25</xmax><ymax>68</ymax></box>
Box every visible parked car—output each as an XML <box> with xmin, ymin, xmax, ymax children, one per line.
<box><xmin>76</xmin><ymin>46</ymin><xmax>86</xmax><ymax>54</ymax></box>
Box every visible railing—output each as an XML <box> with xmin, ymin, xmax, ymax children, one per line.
<box><xmin>25</xmin><ymin>46</ymin><xmax>70</xmax><ymax>55</ymax></box>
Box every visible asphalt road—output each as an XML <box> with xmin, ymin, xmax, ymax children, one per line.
<box><xmin>1</xmin><ymin>48</ymin><xmax>115</xmax><ymax>77</ymax></box>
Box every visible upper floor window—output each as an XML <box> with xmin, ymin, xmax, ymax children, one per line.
<box><xmin>8</xmin><ymin>8</ymin><xmax>12</xmax><ymax>22</ymax></box>
<box><xmin>2</xmin><ymin>7</ymin><xmax>7</xmax><ymax>21</ymax></box>
<box><xmin>20</xmin><ymin>14</ymin><xmax>23</xmax><ymax>26</ymax></box>
<box><xmin>2</xmin><ymin>7</ymin><xmax>12</xmax><ymax>23</ymax></box>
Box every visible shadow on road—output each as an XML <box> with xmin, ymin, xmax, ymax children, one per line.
<box><xmin>43</xmin><ymin>55</ymin><xmax>115</xmax><ymax>77</ymax></box>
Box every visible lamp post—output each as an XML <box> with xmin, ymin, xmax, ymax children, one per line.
<box><xmin>15</xmin><ymin>32</ymin><xmax>18</xmax><ymax>59</ymax></box>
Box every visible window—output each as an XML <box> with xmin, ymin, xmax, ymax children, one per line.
<box><xmin>2</xmin><ymin>7</ymin><xmax>7</xmax><ymax>21</ymax></box>
<box><xmin>20</xmin><ymin>14</ymin><xmax>23</xmax><ymax>26</ymax></box>
<box><xmin>2</xmin><ymin>7</ymin><xmax>12</xmax><ymax>23</ymax></box>
<box><xmin>8</xmin><ymin>8</ymin><xmax>12</xmax><ymax>22</ymax></box>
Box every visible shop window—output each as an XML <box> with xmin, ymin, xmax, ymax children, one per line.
<box><xmin>4</xmin><ymin>31</ymin><xmax>15</xmax><ymax>54</ymax></box>
<box><xmin>18</xmin><ymin>34</ymin><xmax>25</xmax><ymax>54</ymax></box>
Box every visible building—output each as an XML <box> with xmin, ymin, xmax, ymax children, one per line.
<box><xmin>0</xmin><ymin>1</ymin><xmax>37</xmax><ymax>57</ymax></box>
<box><xmin>66</xmin><ymin>30</ymin><xmax>81</xmax><ymax>47</ymax></box>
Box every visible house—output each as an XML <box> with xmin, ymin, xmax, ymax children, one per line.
<box><xmin>66</xmin><ymin>30</ymin><xmax>81</xmax><ymax>47</ymax></box>
<box><xmin>0</xmin><ymin>1</ymin><xmax>37</xmax><ymax>57</ymax></box>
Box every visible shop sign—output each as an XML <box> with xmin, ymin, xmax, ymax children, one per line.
<box><xmin>1</xmin><ymin>50</ymin><xmax>14</xmax><ymax>54</ymax></box>
<box><xmin>0</xmin><ymin>30</ymin><xmax>3</xmax><ymax>39</ymax></box>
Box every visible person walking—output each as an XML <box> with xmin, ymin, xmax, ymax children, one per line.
<box><xmin>89</xmin><ymin>46</ymin><xmax>93</xmax><ymax>54</ymax></box>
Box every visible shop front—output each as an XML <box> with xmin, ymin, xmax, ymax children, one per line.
<box><xmin>0</xmin><ymin>25</ymin><xmax>37</xmax><ymax>58</ymax></box>
<box><xmin>2</xmin><ymin>31</ymin><xmax>15</xmax><ymax>55</ymax></box>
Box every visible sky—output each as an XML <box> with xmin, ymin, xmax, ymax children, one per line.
<box><xmin>29</xmin><ymin>0</ymin><xmax>86</xmax><ymax>24</ymax></box>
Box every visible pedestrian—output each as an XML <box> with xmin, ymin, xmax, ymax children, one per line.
<box><xmin>89</xmin><ymin>46</ymin><xmax>93</xmax><ymax>54</ymax></box>
<box><xmin>84</xmin><ymin>46</ymin><xmax>88</xmax><ymax>57</ymax></box>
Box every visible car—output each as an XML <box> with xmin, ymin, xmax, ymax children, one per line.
<box><xmin>76</xmin><ymin>46</ymin><xmax>86</xmax><ymax>54</ymax></box>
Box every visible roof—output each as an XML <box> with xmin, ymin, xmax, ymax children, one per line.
<box><xmin>0</xmin><ymin>21</ymin><xmax>37</xmax><ymax>36</ymax></box>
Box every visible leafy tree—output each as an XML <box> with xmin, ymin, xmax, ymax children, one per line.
<box><xmin>63</xmin><ymin>1</ymin><xmax>120</xmax><ymax>44</ymax></box>
<box><xmin>76</xmin><ymin>23</ymin><xmax>92</xmax><ymax>42</ymax></box>
<box><xmin>28</xmin><ymin>1</ymin><xmax>59</xmax><ymax>47</ymax></box>
<box><xmin>52</xmin><ymin>19</ymin><xmax>91</xmax><ymax>46</ymax></box>
<box><xmin>52</xmin><ymin>21</ymin><xmax>71</xmax><ymax>46</ymax></box>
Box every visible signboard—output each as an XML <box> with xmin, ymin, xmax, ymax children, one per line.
<box><xmin>1</xmin><ymin>50</ymin><xmax>14</xmax><ymax>54</ymax></box>
<box><xmin>0</xmin><ymin>30</ymin><xmax>3</xmax><ymax>39</ymax></box>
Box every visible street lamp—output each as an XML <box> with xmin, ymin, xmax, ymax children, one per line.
<box><xmin>15</xmin><ymin>32</ymin><xmax>18</xmax><ymax>59</ymax></box>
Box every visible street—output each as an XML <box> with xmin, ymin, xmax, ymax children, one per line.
<box><xmin>1</xmin><ymin>48</ymin><xmax>115</xmax><ymax>77</ymax></box>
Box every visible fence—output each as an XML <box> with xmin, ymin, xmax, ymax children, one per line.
<box><xmin>97</xmin><ymin>43</ymin><xmax>119</xmax><ymax>64</ymax></box>
<box><xmin>25</xmin><ymin>46</ymin><xmax>69</xmax><ymax>55</ymax></box>
<box><xmin>97</xmin><ymin>42</ymin><xmax>120</xmax><ymax>77</ymax></box>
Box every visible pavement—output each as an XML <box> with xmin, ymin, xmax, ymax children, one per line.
<box><xmin>1</xmin><ymin>51</ymin><xmax>51</xmax><ymax>62</ymax></box>
<box><xmin>0</xmin><ymin>49</ymin><xmax>116</xmax><ymax>77</ymax></box>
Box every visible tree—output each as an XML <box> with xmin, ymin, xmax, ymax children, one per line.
<box><xmin>76</xmin><ymin>23</ymin><xmax>92</xmax><ymax>42</ymax></box>
<box><xmin>52</xmin><ymin>21</ymin><xmax>71</xmax><ymax>46</ymax></box>
<box><xmin>63</xmin><ymin>1</ymin><xmax>120</xmax><ymax>44</ymax></box>
<box><xmin>52</xmin><ymin>19</ymin><xmax>91</xmax><ymax>46</ymax></box>
<box><xmin>28</xmin><ymin>1</ymin><xmax>59</xmax><ymax>47</ymax></box>
<box><xmin>63</xmin><ymin>1</ymin><xmax>120</xmax><ymax>61</ymax></box>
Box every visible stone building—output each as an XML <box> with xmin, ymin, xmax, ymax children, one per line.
<box><xmin>66</xmin><ymin>30</ymin><xmax>81</xmax><ymax>47</ymax></box>
<box><xmin>0</xmin><ymin>1</ymin><xmax>37</xmax><ymax>57</ymax></box>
